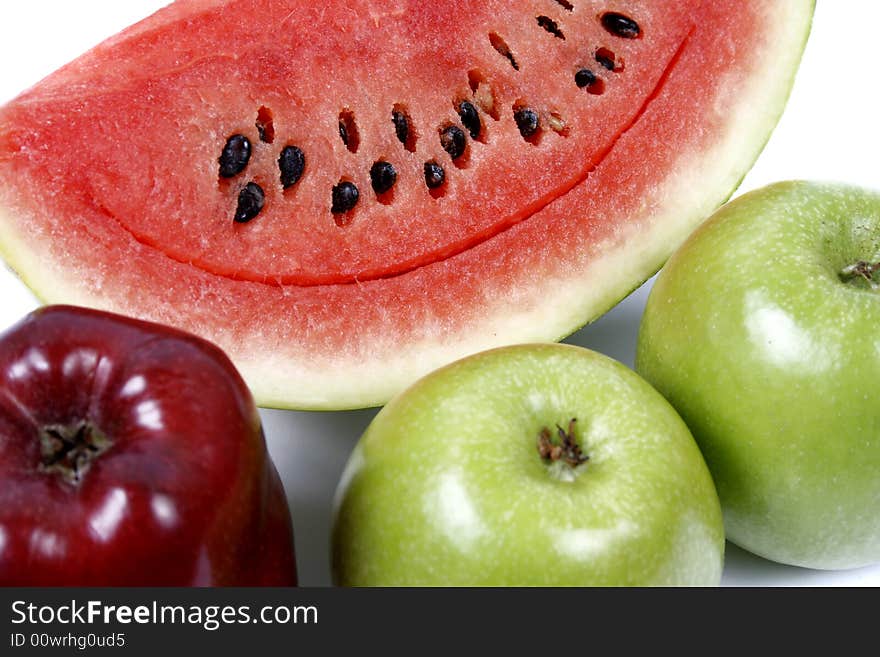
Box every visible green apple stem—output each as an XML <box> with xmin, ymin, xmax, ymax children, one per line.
<box><xmin>839</xmin><ymin>260</ymin><xmax>880</xmax><ymax>287</ymax></box>
<box><xmin>38</xmin><ymin>421</ymin><xmax>113</xmax><ymax>485</ymax></box>
<box><xmin>537</xmin><ymin>418</ymin><xmax>588</xmax><ymax>468</ymax></box>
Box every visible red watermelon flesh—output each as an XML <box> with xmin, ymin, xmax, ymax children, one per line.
<box><xmin>0</xmin><ymin>1</ymin><xmax>813</xmax><ymax>408</ymax></box>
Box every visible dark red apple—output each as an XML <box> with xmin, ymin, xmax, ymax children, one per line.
<box><xmin>0</xmin><ymin>305</ymin><xmax>296</xmax><ymax>585</ymax></box>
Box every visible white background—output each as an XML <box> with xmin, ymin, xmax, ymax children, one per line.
<box><xmin>0</xmin><ymin>1</ymin><xmax>878</xmax><ymax>586</ymax></box>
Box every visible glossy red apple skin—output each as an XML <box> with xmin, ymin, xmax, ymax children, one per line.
<box><xmin>0</xmin><ymin>305</ymin><xmax>296</xmax><ymax>586</ymax></box>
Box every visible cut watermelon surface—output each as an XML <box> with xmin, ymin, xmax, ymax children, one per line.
<box><xmin>0</xmin><ymin>0</ymin><xmax>813</xmax><ymax>409</ymax></box>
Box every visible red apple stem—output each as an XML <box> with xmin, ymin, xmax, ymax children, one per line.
<box><xmin>537</xmin><ymin>418</ymin><xmax>588</xmax><ymax>467</ymax></box>
<box><xmin>39</xmin><ymin>421</ymin><xmax>113</xmax><ymax>485</ymax></box>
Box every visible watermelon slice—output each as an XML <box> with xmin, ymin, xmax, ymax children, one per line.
<box><xmin>0</xmin><ymin>0</ymin><xmax>813</xmax><ymax>409</ymax></box>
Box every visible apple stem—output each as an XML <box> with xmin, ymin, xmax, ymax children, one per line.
<box><xmin>537</xmin><ymin>418</ymin><xmax>588</xmax><ymax>467</ymax></box>
<box><xmin>39</xmin><ymin>421</ymin><xmax>113</xmax><ymax>485</ymax></box>
<box><xmin>839</xmin><ymin>260</ymin><xmax>880</xmax><ymax>286</ymax></box>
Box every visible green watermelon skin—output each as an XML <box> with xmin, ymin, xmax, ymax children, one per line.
<box><xmin>0</xmin><ymin>1</ymin><xmax>813</xmax><ymax>409</ymax></box>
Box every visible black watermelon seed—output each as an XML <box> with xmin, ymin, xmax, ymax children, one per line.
<box><xmin>234</xmin><ymin>182</ymin><xmax>264</xmax><ymax>223</ymax></box>
<box><xmin>218</xmin><ymin>134</ymin><xmax>251</xmax><ymax>178</ymax></box>
<box><xmin>331</xmin><ymin>181</ymin><xmax>359</xmax><ymax>214</ymax></box>
<box><xmin>278</xmin><ymin>145</ymin><xmax>305</xmax><ymax>189</ymax></box>
<box><xmin>392</xmin><ymin>110</ymin><xmax>409</xmax><ymax>145</ymax></box>
<box><xmin>600</xmin><ymin>12</ymin><xmax>640</xmax><ymax>39</ymax></box>
<box><xmin>439</xmin><ymin>125</ymin><xmax>467</xmax><ymax>160</ymax></box>
<box><xmin>424</xmin><ymin>161</ymin><xmax>445</xmax><ymax>189</ymax></box>
<box><xmin>514</xmin><ymin>107</ymin><xmax>539</xmax><ymax>138</ymax></box>
<box><xmin>338</xmin><ymin>121</ymin><xmax>349</xmax><ymax>146</ymax></box>
<box><xmin>575</xmin><ymin>68</ymin><xmax>597</xmax><ymax>88</ymax></box>
<box><xmin>458</xmin><ymin>101</ymin><xmax>481</xmax><ymax>139</ymax></box>
<box><xmin>536</xmin><ymin>15</ymin><xmax>565</xmax><ymax>40</ymax></box>
<box><xmin>370</xmin><ymin>161</ymin><xmax>397</xmax><ymax>195</ymax></box>
<box><xmin>596</xmin><ymin>51</ymin><xmax>615</xmax><ymax>71</ymax></box>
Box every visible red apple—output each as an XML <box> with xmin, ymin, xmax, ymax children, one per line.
<box><xmin>0</xmin><ymin>305</ymin><xmax>296</xmax><ymax>585</ymax></box>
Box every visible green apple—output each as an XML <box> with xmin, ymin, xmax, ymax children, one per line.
<box><xmin>636</xmin><ymin>180</ymin><xmax>880</xmax><ymax>570</ymax></box>
<box><xmin>331</xmin><ymin>343</ymin><xmax>723</xmax><ymax>586</ymax></box>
